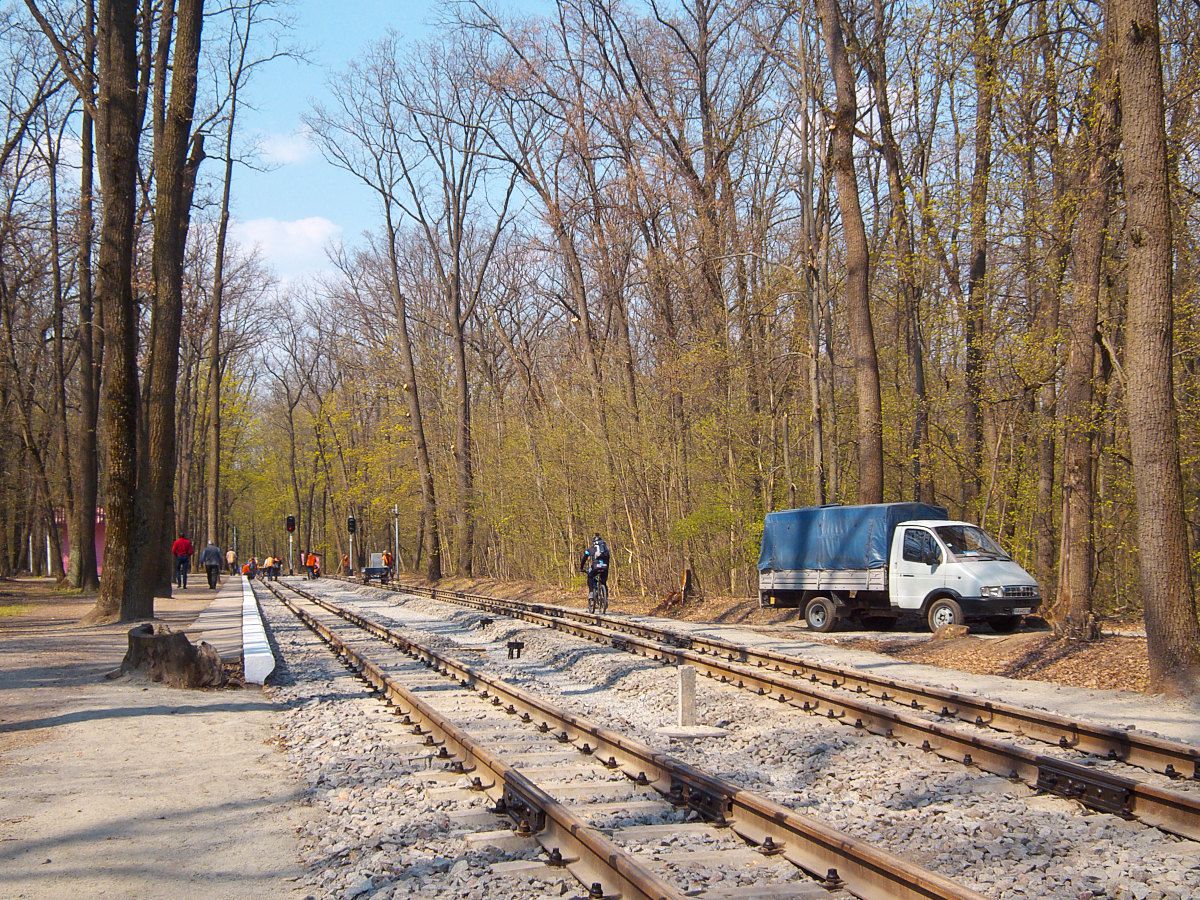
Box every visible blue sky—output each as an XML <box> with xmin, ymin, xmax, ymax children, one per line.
<box><xmin>228</xmin><ymin>0</ymin><xmax>545</xmax><ymax>284</ymax></box>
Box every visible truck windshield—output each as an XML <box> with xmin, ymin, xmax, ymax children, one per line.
<box><xmin>934</xmin><ymin>525</ymin><xmax>1009</xmax><ymax>560</ymax></box>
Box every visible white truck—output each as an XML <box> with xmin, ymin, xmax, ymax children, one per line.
<box><xmin>757</xmin><ymin>502</ymin><xmax>1041</xmax><ymax>633</ymax></box>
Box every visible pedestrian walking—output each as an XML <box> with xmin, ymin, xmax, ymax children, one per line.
<box><xmin>305</xmin><ymin>551</ymin><xmax>317</xmax><ymax>579</ymax></box>
<box><xmin>171</xmin><ymin>532</ymin><xmax>194</xmax><ymax>589</ymax></box>
<box><xmin>341</xmin><ymin>553</ymin><xmax>350</xmax><ymax>576</ymax></box>
<box><xmin>199</xmin><ymin>541</ymin><xmax>223</xmax><ymax>589</ymax></box>
<box><xmin>226</xmin><ymin>548</ymin><xmax>237</xmax><ymax>574</ymax></box>
<box><xmin>263</xmin><ymin>555</ymin><xmax>274</xmax><ymax>581</ymax></box>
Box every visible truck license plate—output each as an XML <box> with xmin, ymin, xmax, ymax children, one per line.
<box><xmin>1013</xmin><ymin>607</ymin><xmax>1032</xmax><ymax>615</ymax></box>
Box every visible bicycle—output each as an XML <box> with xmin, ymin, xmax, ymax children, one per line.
<box><xmin>588</xmin><ymin>580</ymin><xmax>609</xmax><ymax>615</ymax></box>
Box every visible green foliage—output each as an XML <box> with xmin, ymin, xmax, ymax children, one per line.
<box><xmin>669</xmin><ymin>493</ymin><xmax>735</xmax><ymax>545</ymax></box>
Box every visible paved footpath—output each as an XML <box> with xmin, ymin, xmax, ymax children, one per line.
<box><xmin>0</xmin><ymin>577</ymin><xmax>303</xmax><ymax>899</ymax></box>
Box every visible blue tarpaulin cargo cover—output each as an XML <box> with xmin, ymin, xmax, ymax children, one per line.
<box><xmin>758</xmin><ymin>503</ymin><xmax>948</xmax><ymax>572</ymax></box>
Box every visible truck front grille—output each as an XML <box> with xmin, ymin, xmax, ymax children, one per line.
<box><xmin>1003</xmin><ymin>585</ymin><xmax>1039</xmax><ymax>599</ymax></box>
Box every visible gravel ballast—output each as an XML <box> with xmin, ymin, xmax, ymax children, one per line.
<box><xmin>301</xmin><ymin>580</ymin><xmax>1200</xmax><ymax>900</ymax></box>
<box><xmin>256</xmin><ymin>586</ymin><xmax>576</xmax><ymax>899</ymax></box>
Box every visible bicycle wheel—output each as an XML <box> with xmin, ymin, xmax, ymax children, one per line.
<box><xmin>597</xmin><ymin>583</ymin><xmax>608</xmax><ymax>615</ymax></box>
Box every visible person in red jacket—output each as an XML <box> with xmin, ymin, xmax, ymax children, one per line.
<box><xmin>171</xmin><ymin>532</ymin><xmax>194</xmax><ymax>589</ymax></box>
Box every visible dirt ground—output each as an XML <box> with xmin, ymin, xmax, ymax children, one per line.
<box><xmin>399</xmin><ymin>574</ymin><xmax>1162</xmax><ymax>694</ymax></box>
<box><xmin>0</xmin><ymin>578</ymin><xmax>302</xmax><ymax>899</ymax></box>
<box><xmin>401</xmin><ymin>573</ymin><xmax>807</xmax><ymax>625</ymax></box>
<box><xmin>839</xmin><ymin>632</ymin><xmax>1153</xmax><ymax>692</ymax></box>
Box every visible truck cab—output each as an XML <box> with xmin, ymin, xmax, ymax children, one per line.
<box><xmin>889</xmin><ymin>520</ymin><xmax>1040</xmax><ymax>632</ymax></box>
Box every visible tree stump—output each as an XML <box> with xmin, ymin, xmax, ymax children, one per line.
<box><xmin>681</xmin><ymin>566</ymin><xmax>701</xmax><ymax>603</ymax></box>
<box><xmin>120</xmin><ymin>623</ymin><xmax>226</xmax><ymax>688</ymax></box>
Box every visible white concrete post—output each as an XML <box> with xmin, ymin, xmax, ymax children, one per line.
<box><xmin>677</xmin><ymin>665</ymin><xmax>696</xmax><ymax>727</ymax></box>
<box><xmin>392</xmin><ymin>504</ymin><xmax>400</xmax><ymax>574</ymax></box>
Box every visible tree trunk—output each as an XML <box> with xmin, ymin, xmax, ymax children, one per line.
<box><xmin>135</xmin><ymin>0</ymin><xmax>206</xmax><ymax>609</ymax></box>
<box><xmin>1055</xmin><ymin>33</ymin><xmax>1118</xmax><ymax>641</ymax></box>
<box><xmin>1116</xmin><ymin>0</ymin><xmax>1200</xmax><ymax>694</ymax></box>
<box><xmin>205</xmin><ymin>110</ymin><xmax>236</xmax><ymax>546</ymax></box>
<box><xmin>816</xmin><ymin>0</ymin><xmax>883</xmax><ymax>503</ymax></box>
<box><xmin>204</xmin><ymin>3</ymin><xmax>253</xmax><ymax>549</ymax></box>
<box><xmin>1031</xmin><ymin>0</ymin><xmax>1069</xmax><ymax>596</ymax></box>
<box><xmin>70</xmin><ymin>62</ymin><xmax>100</xmax><ymax>589</ymax></box>
<box><xmin>69</xmin><ymin>1</ymin><xmax>100</xmax><ymax>591</ymax></box>
<box><xmin>384</xmin><ymin>218</ymin><xmax>441</xmax><ymax>581</ymax></box>
<box><xmin>46</xmin><ymin>122</ymin><xmax>74</xmax><ymax>529</ymax></box>
<box><xmin>866</xmin><ymin>0</ymin><xmax>929</xmax><ymax>502</ymax></box>
<box><xmin>87</xmin><ymin>0</ymin><xmax>144</xmax><ymax>623</ymax></box>
<box><xmin>962</xmin><ymin>0</ymin><xmax>1008</xmax><ymax>511</ymax></box>
<box><xmin>451</xmin><ymin>310</ymin><xmax>474</xmax><ymax>576</ymax></box>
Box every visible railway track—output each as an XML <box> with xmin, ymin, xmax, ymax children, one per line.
<box><xmin>343</xmin><ymin>577</ymin><xmax>1200</xmax><ymax>843</ymax></box>
<box><xmin>259</xmin><ymin>578</ymin><xmax>983</xmax><ymax>899</ymax></box>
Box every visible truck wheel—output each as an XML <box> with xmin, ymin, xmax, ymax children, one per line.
<box><xmin>927</xmin><ymin>598</ymin><xmax>963</xmax><ymax>631</ymax></box>
<box><xmin>804</xmin><ymin>596</ymin><xmax>837</xmax><ymax>633</ymax></box>
<box><xmin>989</xmin><ymin>616</ymin><xmax>1020</xmax><ymax>634</ymax></box>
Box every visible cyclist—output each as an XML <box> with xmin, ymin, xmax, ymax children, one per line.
<box><xmin>580</xmin><ymin>532</ymin><xmax>610</xmax><ymax>612</ymax></box>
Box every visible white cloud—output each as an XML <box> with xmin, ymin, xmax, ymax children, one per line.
<box><xmin>258</xmin><ymin>128</ymin><xmax>315</xmax><ymax>166</ymax></box>
<box><xmin>230</xmin><ymin>215</ymin><xmax>341</xmax><ymax>280</ymax></box>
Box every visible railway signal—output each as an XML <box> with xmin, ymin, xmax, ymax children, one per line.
<box><xmin>286</xmin><ymin>515</ymin><xmax>296</xmax><ymax>575</ymax></box>
<box><xmin>347</xmin><ymin>515</ymin><xmax>356</xmax><ymax>575</ymax></box>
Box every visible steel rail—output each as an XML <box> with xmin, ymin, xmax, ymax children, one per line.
<box><xmin>391</xmin><ymin>582</ymin><xmax>1200</xmax><ymax>780</ymax></box>
<box><xmin>261</xmin><ymin>581</ymin><xmax>682</xmax><ymax>900</ymax></box>
<box><xmin>279</xmin><ymin>579</ymin><xmax>984</xmax><ymax>900</ymax></box>
<box><xmin>345</xmin><ymin>578</ymin><xmax>1200</xmax><ymax>842</ymax></box>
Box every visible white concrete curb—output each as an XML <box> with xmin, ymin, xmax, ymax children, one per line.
<box><xmin>242</xmin><ymin>576</ymin><xmax>275</xmax><ymax>685</ymax></box>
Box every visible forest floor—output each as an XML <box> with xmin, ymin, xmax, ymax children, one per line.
<box><xmin>0</xmin><ymin>577</ymin><xmax>302</xmax><ymax>898</ymax></box>
<box><xmin>399</xmin><ymin>574</ymin><xmax>1157</xmax><ymax>694</ymax></box>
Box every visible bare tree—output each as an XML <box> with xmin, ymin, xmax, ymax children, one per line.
<box><xmin>815</xmin><ymin>0</ymin><xmax>883</xmax><ymax>502</ymax></box>
<box><xmin>135</xmin><ymin>0</ymin><xmax>207</xmax><ymax>602</ymax></box>
<box><xmin>70</xmin><ymin>0</ymin><xmax>100</xmax><ymax>590</ymax></box>
<box><xmin>205</xmin><ymin>0</ymin><xmax>288</xmax><ymax>547</ymax></box>
<box><xmin>308</xmin><ymin>40</ymin><xmax>444</xmax><ymax>580</ymax></box>
<box><xmin>860</xmin><ymin>0</ymin><xmax>929</xmax><ymax>501</ymax></box>
<box><xmin>80</xmin><ymin>0</ymin><xmax>143</xmax><ymax>620</ymax></box>
<box><xmin>1055</xmin><ymin>21</ymin><xmax>1118</xmax><ymax>641</ymax></box>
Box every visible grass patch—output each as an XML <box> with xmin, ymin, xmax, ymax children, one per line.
<box><xmin>0</xmin><ymin>604</ymin><xmax>31</xmax><ymax>617</ymax></box>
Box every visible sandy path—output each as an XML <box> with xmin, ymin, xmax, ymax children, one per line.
<box><xmin>0</xmin><ymin>581</ymin><xmax>304</xmax><ymax>899</ymax></box>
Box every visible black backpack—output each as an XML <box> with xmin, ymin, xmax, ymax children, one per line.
<box><xmin>593</xmin><ymin>538</ymin><xmax>610</xmax><ymax>565</ymax></box>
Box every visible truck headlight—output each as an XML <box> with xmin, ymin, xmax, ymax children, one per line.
<box><xmin>980</xmin><ymin>585</ymin><xmax>1004</xmax><ymax>598</ymax></box>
